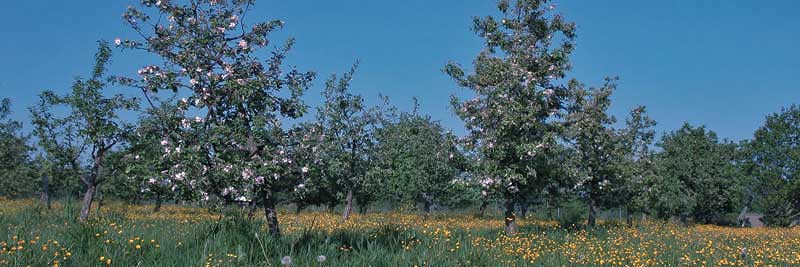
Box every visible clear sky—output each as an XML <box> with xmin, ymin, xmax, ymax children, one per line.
<box><xmin>1</xmin><ymin>0</ymin><xmax>798</xmax><ymax>142</ymax></box>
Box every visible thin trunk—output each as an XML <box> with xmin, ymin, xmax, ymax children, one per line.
<box><xmin>247</xmin><ymin>200</ymin><xmax>257</xmax><ymax>221</ymax></box>
<box><xmin>40</xmin><ymin>174</ymin><xmax>51</xmax><ymax>209</ymax></box>
<box><xmin>423</xmin><ymin>200</ymin><xmax>433</xmax><ymax>216</ymax></box>
<box><xmin>79</xmin><ymin>184</ymin><xmax>96</xmax><ymax>222</ymax></box>
<box><xmin>153</xmin><ymin>192</ymin><xmax>163</xmax><ymax>212</ymax></box>
<box><xmin>358</xmin><ymin>202</ymin><xmax>367</xmax><ymax>214</ymax></box>
<box><xmin>262</xmin><ymin>190</ymin><xmax>281</xmax><ymax>237</ymax></box>
<box><xmin>295</xmin><ymin>204</ymin><xmax>304</xmax><ymax>214</ymax></box>
<box><xmin>477</xmin><ymin>200</ymin><xmax>488</xmax><ymax>218</ymax></box>
<box><xmin>588</xmin><ymin>198</ymin><xmax>597</xmax><ymax>227</ymax></box>
<box><xmin>504</xmin><ymin>198</ymin><xmax>518</xmax><ymax>235</ymax></box>
<box><xmin>95</xmin><ymin>191</ymin><xmax>104</xmax><ymax>216</ymax></box>
<box><xmin>520</xmin><ymin>202</ymin><xmax>529</xmax><ymax>219</ymax></box>
<box><xmin>626</xmin><ymin>207</ymin><xmax>634</xmax><ymax>227</ymax></box>
<box><xmin>327</xmin><ymin>201</ymin><xmax>336</xmax><ymax>213</ymax></box>
<box><xmin>342</xmin><ymin>190</ymin><xmax>354</xmax><ymax>220</ymax></box>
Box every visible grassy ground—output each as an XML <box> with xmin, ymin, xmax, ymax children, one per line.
<box><xmin>0</xmin><ymin>199</ymin><xmax>798</xmax><ymax>266</ymax></box>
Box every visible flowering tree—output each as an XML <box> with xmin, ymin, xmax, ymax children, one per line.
<box><xmin>119</xmin><ymin>101</ymin><xmax>199</xmax><ymax>211</ymax></box>
<box><xmin>445</xmin><ymin>0</ymin><xmax>576</xmax><ymax>234</ymax></box>
<box><xmin>32</xmin><ymin>43</ymin><xmax>138</xmax><ymax>221</ymax></box>
<box><xmin>566</xmin><ymin>81</ymin><xmax>625</xmax><ymax>227</ymax></box>
<box><xmin>316</xmin><ymin>65</ymin><xmax>383</xmax><ymax>220</ymax></box>
<box><xmin>116</xmin><ymin>0</ymin><xmax>314</xmax><ymax>236</ymax></box>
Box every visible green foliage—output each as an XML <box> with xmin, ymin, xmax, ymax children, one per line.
<box><xmin>117</xmin><ymin>0</ymin><xmax>318</xmax><ymax>234</ymax></box>
<box><xmin>557</xmin><ymin>198</ymin><xmax>586</xmax><ymax>230</ymax></box>
<box><xmin>744</xmin><ymin>105</ymin><xmax>800</xmax><ymax>226</ymax></box>
<box><xmin>647</xmin><ymin>123</ymin><xmax>743</xmax><ymax>224</ymax></box>
<box><xmin>446</xmin><ymin>0</ymin><xmax>577</xmax><ymax>232</ymax></box>
<box><xmin>566</xmin><ymin>79</ymin><xmax>626</xmax><ymax>226</ymax></box>
<box><xmin>0</xmin><ymin>98</ymin><xmax>37</xmax><ymax>198</ymax></box>
<box><xmin>370</xmin><ymin>101</ymin><xmax>468</xmax><ymax>211</ymax></box>
<box><xmin>314</xmin><ymin>65</ymin><xmax>385</xmax><ymax>213</ymax></box>
<box><xmin>30</xmin><ymin>43</ymin><xmax>137</xmax><ymax>221</ymax></box>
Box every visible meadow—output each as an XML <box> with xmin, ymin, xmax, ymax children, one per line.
<box><xmin>0</xmin><ymin>199</ymin><xmax>798</xmax><ymax>267</ymax></box>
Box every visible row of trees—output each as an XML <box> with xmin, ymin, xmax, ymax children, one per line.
<box><xmin>1</xmin><ymin>0</ymin><xmax>798</xmax><ymax>236</ymax></box>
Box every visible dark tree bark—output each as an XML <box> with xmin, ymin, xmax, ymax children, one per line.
<box><xmin>588</xmin><ymin>198</ymin><xmax>597</xmax><ymax>227</ymax></box>
<box><xmin>358</xmin><ymin>202</ymin><xmax>368</xmax><ymax>214</ymax></box>
<box><xmin>327</xmin><ymin>201</ymin><xmax>337</xmax><ymax>213</ymax></box>
<box><xmin>153</xmin><ymin>192</ymin><xmax>163</xmax><ymax>212</ymax></box>
<box><xmin>520</xmin><ymin>202</ymin><xmax>529</xmax><ymax>219</ymax></box>
<box><xmin>477</xmin><ymin>200</ymin><xmax>489</xmax><ymax>218</ymax></box>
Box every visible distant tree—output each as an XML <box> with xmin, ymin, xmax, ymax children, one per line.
<box><xmin>648</xmin><ymin>123</ymin><xmax>742</xmax><ymax>224</ymax></box>
<box><xmin>32</xmin><ymin>43</ymin><xmax>138</xmax><ymax>221</ymax></box>
<box><xmin>116</xmin><ymin>0</ymin><xmax>315</xmax><ymax>236</ymax></box>
<box><xmin>316</xmin><ymin>65</ymin><xmax>383</xmax><ymax>220</ymax></box>
<box><xmin>0</xmin><ymin>98</ymin><xmax>36</xmax><ymax>199</ymax></box>
<box><xmin>744</xmin><ymin>105</ymin><xmax>800</xmax><ymax>226</ymax></box>
<box><xmin>370</xmin><ymin>100</ymin><xmax>466</xmax><ymax>214</ymax></box>
<box><xmin>566</xmin><ymin>81</ymin><xmax>625</xmax><ymax>227</ymax></box>
<box><xmin>618</xmin><ymin>106</ymin><xmax>657</xmax><ymax>224</ymax></box>
<box><xmin>445</xmin><ymin>0</ymin><xmax>577</xmax><ymax>234</ymax></box>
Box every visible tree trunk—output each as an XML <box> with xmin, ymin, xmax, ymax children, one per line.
<box><xmin>327</xmin><ymin>201</ymin><xmax>336</xmax><ymax>213</ymax></box>
<box><xmin>520</xmin><ymin>202</ymin><xmax>529</xmax><ymax>219</ymax></box>
<box><xmin>423</xmin><ymin>200</ymin><xmax>433</xmax><ymax>216</ymax></box>
<box><xmin>476</xmin><ymin>199</ymin><xmax>489</xmax><ymax>218</ymax></box>
<box><xmin>504</xmin><ymin>198</ymin><xmax>517</xmax><ymax>235</ymax></box>
<box><xmin>247</xmin><ymin>200</ymin><xmax>258</xmax><ymax>221</ymax></box>
<box><xmin>626</xmin><ymin>207</ymin><xmax>634</xmax><ymax>227</ymax></box>
<box><xmin>342</xmin><ymin>190</ymin><xmax>354</xmax><ymax>220</ymax></box>
<box><xmin>96</xmin><ymin>191</ymin><xmax>104</xmax><ymax>216</ymax></box>
<box><xmin>262</xmin><ymin>190</ymin><xmax>280</xmax><ymax>237</ymax></box>
<box><xmin>358</xmin><ymin>202</ymin><xmax>368</xmax><ymax>214</ymax></box>
<box><xmin>153</xmin><ymin>192</ymin><xmax>163</xmax><ymax>212</ymax></box>
<box><xmin>40</xmin><ymin>174</ymin><xmax>51</xmax><ymax>209</ymax></box>
<box><xmin>588</xmin><ymin>198</ymin><xmax>597</xmax><ymax>227</ymax></box>
<box><xmin>79</xmin><ymin>184</ymin><xmax>96</xmax><ymax>222</ymax></box>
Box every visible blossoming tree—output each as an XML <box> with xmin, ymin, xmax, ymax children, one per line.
<box><xmin>566</xmin><ymin>80</ymin><xmax>625</xmax><ymax>227</ymax></box>
<box><xmin>116</xmin><ymin>0</ymin><xmax>315</xmax><ymax>236</ymax></box>
<box><xmin>445</xmin><ymin>0</ymin><xmax>576</xmax><ymax>234</ymax></box>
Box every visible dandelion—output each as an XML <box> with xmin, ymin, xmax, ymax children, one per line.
<box><xmin>317</xmin><ymin>255</ymin><xmax>326</xmax><ymax>263</ymax></box>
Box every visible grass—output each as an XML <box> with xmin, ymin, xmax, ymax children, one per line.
<box><xmin>0</xmin><ymin>199</ymin><xmax>799</xmax><ymax>266</ymax></box>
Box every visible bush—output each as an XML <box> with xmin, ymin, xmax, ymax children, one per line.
<box><xmin>558</xmin><ymin>199</ymin><xmax>585</xmax><ymax>230</ymax></box>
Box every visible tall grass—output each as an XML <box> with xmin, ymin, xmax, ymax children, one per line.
<box><xmin>0</xmin><ymin>200</ymin><xmax>798</xmax><ymax>266</ymax></box>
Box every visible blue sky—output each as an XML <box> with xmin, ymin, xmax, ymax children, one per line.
<box><xmin>1</xmin><ymin>0</ymin><xmax>798</xmax><ymax>142</ymax></box>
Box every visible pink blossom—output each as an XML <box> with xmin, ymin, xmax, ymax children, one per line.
<box><xmin>114</xmin><ymin>38</ymin><xmax>122</xmax><ymax>46</ymax></box>
<box><xmin>238</xmin><ymin>39</ymin><xmax>249</xmax><ymax>50</ymax></box>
